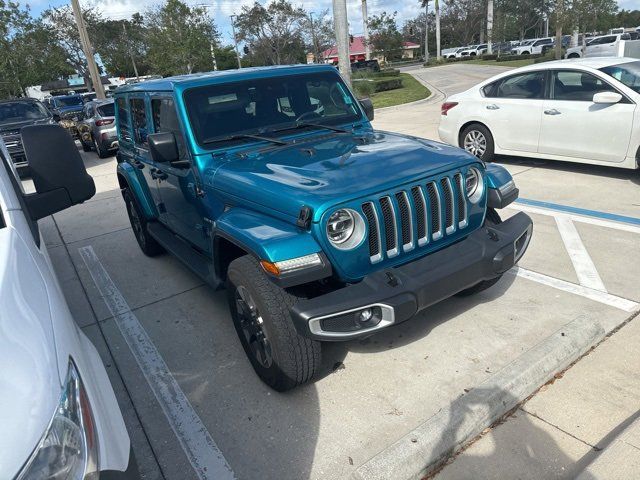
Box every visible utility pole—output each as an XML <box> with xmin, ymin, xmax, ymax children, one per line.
<box><xmin>230</xmin><ymin>15</ymin><xmax>242</xmax><ymax>69</ymax></box>
<box><xmin>423</xmin><ymin>0</ymin><xmax>429</xmax><ymax>62</ymax></box>
<box><xmin>487</xmin><ymin>0</ymin><xmax>493</xmax><ymax>54</ymax></box>
<box><xmin>70</xmin><ymin>0</ymin><xmax>105</xmax><ymax>98</ymax></box>
<box><xmin>361</xmin><ymin>0</ymin><xmax>371</xmax><ymax>60</ymax></box>
<box><xmin>555</xmin><ymin>0</ymin><xmax>563</xmax><ymax>60</ymax></box>
<box><xmin>435</xmin><ymin>0</ymin><xmax>441</xmax><ymax>59</ymax></box>
<box><xmin>332</xmin><ymin>0</ymin><xmax>351</xmax><ymax>86</ymax></box>
<box><xmin>122</xmin><ymin>22</ymin><xmax>139</xmax><ymax>80</ymax></box>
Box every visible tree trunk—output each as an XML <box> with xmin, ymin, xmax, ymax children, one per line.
<box><xmin>487</xmin><ymin>0</ymin><xmax>493</xmax><ymax>54</ymax></box>
<box><xmin>555</xmin><ymin>0</ymin><xmax>563</xmax><ymax>60</ymax></box>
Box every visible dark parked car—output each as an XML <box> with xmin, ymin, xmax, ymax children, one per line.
<box><xmin>0</xmin><ymin>98</ymin><xmax>55</xmax><ymax>174</ymax></box>
<box><xmin>48</xmin><ymin>94</ymin><xmax>85</xmax><ymax>138</ymax></box>
<box><xmin>77</xmin><ymin>99</ymin><xmax>118</xmax><ymax>158</ymax></box>
<box><xmin>351</xmin><ymin>59</ymin><xmax>381</xmax><ymax>72</ymax></box>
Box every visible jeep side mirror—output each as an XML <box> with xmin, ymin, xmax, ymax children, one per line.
<box><xmin>21</xmin><ymin>125</ymin><xmax>95</xmax><ymax>220</ymax></box>
<box><xmin>359</xmin><ymin>98</ymin><xmax>374</xmax><ymax>121</ymax></box>
<box><xmin>148</xmin><ymin>132</ymin><xmax>189</xmax><ymax>168</ymax></box>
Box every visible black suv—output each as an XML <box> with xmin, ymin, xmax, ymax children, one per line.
<box><xmin>0</xmin><ymin>99</ymin><xmax>55</xmax><ymax>173</ymax></box>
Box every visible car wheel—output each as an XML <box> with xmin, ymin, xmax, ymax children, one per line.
<box><xmin>93</xmin><ymin>136</ymin><xmax>109</xmax><ymax>158</ymax></box>
<box><xmin>460</xmin><ymin>123</ymin><xmax>495</xmax><ymax>162</ymax></box>
<box><xmin>227</xmin><ymin>255</ymin><xmax>321</xmax><ymax>392</ymax></box>
<box><xmin>123</xmin><ymin>189</ymin><xmax>164</xmax><ymax>257</ymax></box>
<box><xmin>455</xmin><ymin>209</ymin><xmax>504</xmax><ymax>296</ymax></box>
<box><xmin>81</xmin><ymin>139</ymin><xmax>92</xmax><ymax>152</ymax></box>
<box><xmin>568</xmin><ymin>53</ymin><xmax>580</xmax><ymax>58</ymax></box>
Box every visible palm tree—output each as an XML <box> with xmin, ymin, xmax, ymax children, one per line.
<box><xmin>435</xmin><ymin>0</ymin><xmax>441</xmax><ymax>59</ymax></box>
<box><xmin>420</xmin><ymin>0</ymin><xmax>429</xmax><ymax>61</ymax></box>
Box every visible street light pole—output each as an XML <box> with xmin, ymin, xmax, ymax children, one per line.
<box><xmin>230</xmin><ymin>15</ymin><xmax>242</xmax><ymax>69</ymax></box>
<box><xmin>424</xmin><ymin>0</ymin><xmax>429</xmax><ymax>62</ymax></box>
<box><xmin>487</xmin><ymin>0</ymin><xmax>494</xmax><ymax>54</ymax></box>
<box><xmin>70</xmin><ymin>0</ymin><xmax>105</xmax><ymax>98</ymax></box>
<box><xmin>332</xmin><ymin>0</ymin><xmax>351</xmax><ymax>85</ymax></box>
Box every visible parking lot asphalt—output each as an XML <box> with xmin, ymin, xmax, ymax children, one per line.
<box><xmin>42</xmin><ymin>64</ymin><xmax>640</xmax><ymax>480</ymax></box>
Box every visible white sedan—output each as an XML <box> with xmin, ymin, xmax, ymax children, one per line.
<box><xmin>438</xmin><ymin>57</ymin><xmax>640</xmax><ymax>169</ymax></box>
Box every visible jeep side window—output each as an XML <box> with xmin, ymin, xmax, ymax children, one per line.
<box><xmin>116</xmin><ymin>97</ymin><xmax>133</xmax><ymax>144</ymax></box>
<box><xmin>130</xmin><ymin>97</ymin><xmax>148</xmax><ymax>146</ymax></box>
<box><xmin>151</xmin><ymin>97</ymin><xmax>187</xmax><ymax>159</ymax></box>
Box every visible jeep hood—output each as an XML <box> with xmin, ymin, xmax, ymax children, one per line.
<box><xmin>0</xmin><ymin>117</ymin><xmax>53</xmax><ymax>134</ymax></box>
<box><xmin>212</xmin><ymin>130</ymin><xmax>475</xmax><ymax>221</ymax></box>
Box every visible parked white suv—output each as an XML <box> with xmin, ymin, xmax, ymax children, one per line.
<box><xmin>0</xmin><ymin>126</ymin><xmax>138</xmax><ymax>479</ymax></box>
<box><xmin>512</xmin><ymin>37</ymin><xmax>554</xmax><ymax>55</ymax></box>
<box><xmin>565</xmin><ymin>33</ymin><xmax>626</xmax><ymax>58</ymax></box>
<box><xmin>459</xmin><ymin>44</ymin><xmax>488</xmax><ymax>56</ymax></box>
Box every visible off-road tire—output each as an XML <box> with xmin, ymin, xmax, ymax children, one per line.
<box><xmin>460</xmin><ymin>123</ymin><xmax>495</xmax><ymax>163</ymax></box>
<box><xmin>456</xmin><ymin>208</ymin><xmax>503</xmax><ymax>296</ymax></box>
<box><xmin>227</xmin><ymin>255</ymin><xmax>321</xmax><ymax>391</ymax></box>
<box><xmin>81</xmin><ymin>139</ymin><xmax>92</xmax><ymax>152</ymax></box>
<box><xmin>123</xmin><ymin>189</ymin><xmax>164</xmax><ymax>257</ymax></box>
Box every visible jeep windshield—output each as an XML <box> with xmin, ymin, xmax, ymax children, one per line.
<box><xmin>0</xmin><ymin>101</ymin><xmax>50</xmax><ymax>126</ymax></box>
<box><xmin>184</xmin><ymin>71</ymin><xmax>363</xmax><ymax>146</ymax></box>
<box><xmin>600</xmin><ymin>60</ymin><xmax>640</xmax><ymax>93</ymax></box>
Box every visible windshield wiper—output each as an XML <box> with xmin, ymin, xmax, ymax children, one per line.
<box><xmin>272</xmin><ymin>121</ymin><xmax>351</xmax><ymax>134</ymax></box>
<box><xmin>203</xmin><ymin>133</ymin><xmax>288</xmax><ymax>146</ymax></box>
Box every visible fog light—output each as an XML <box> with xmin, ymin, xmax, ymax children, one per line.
<box><xmin>355</xmin><ymin>306</ymin><xmax>382</xmax><ymax>327</ymax></box>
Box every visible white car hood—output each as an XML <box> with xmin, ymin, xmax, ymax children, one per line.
<box><xmin>0</xmin><ymin>225</ymin><xmax>61</xmax><ymax>478</ymax></box>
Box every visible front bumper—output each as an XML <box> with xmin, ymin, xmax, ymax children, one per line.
<box><xmin>291</xmin><ymin>212</ymin><xmax>533</xmax><ymax>340</ymax></box>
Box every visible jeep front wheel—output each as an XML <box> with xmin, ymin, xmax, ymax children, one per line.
<box><xmin>227</xmin><ymin>255</ymin><xmax>321</xmax><ymax>391</ymax></box>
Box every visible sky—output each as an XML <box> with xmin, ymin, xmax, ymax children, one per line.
<box><xmin>23</xmin><ymin>0</ymin><xmax>640</xmax><ymax>46</ymax></box>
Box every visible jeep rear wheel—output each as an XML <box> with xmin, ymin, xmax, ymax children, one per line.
<box><xmin>227</xmin><ymin>255</ymin><xmax>321</xmax><ymax>391</ymax></box>
<box><xmin>456</xmin><ymin>208</ymin><xmax>504</xmax><ymax>296</ymax></box>
<box><xmin>123</xmin><ymin>189</ymin><xmax>164</xmax><ymax>257</ymax></box>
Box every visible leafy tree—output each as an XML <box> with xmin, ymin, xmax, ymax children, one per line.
<box><xmin>213</xmin><ymin>45</ymin><xmax>239</xmax><ymax>70</ymax></box>
<box><xmin>145</xmin><ymin>0</ymin><xmax>219</xmax><ymax>75</ymax></box>
<box><xmin>92</xmin><ymin>14</ymin><xmax>151</xmax><ymax>78</ymax></box>
<box><xmin>367</xmin><ymin>11</ymin><xmax>403</xmax><ymax>62</ymax></box>
<box><xmin>301</xmin><ymin>9</ymin><xmax>334</xmax><ymax>63</ymax></box>
<box><xmin>235</xmin><ymin>0</ymin><xmax>307</xmax><ymax>66</ymax></box>
<box><xmin>1</xmin><ymin>2</ymin><xmax>72</xmax><ymax>97</ymax></box>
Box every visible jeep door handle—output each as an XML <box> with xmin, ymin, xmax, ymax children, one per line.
<box><xmin>131</xmin><ymin>159</ymin><xmax>145</xmax><ymax>169</ymax></box>
<box><xmin>544</xmin><ymin>109</ymin><xmax>561</xmax><ymax>115</ymax></box>
<box><xmin>486</xmin><ymin>104</ymin><xmax>500</xmax><ymax>110</ymax></box>
<box><xmin>150</xmin><ymin>168</ymin><xmax>168</xmax><ymax>180</ymax></box>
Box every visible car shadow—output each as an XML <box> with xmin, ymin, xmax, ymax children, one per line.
<box><xmin>430</xmin><ymin>386</ymin><xmax>599</xmax><ymax>479</ymax></box>
<box><xmin>497</xmin><ymin>155</ymin><xmax>640</xmax><ymax>186</ymax></box>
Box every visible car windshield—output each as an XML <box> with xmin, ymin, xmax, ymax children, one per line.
<box><xmin>97</xmin><ymin>103</ymin><xmax>115</xmax><ymax>117</ymax></box>
<box><xmin>600</xmin><ymin>61</ymin><xmax>640</xmax><ymax>93</ymax></box>
<box><xmin>184</xmin><ymin>71</ymin><xmax>362</xmax><ymax>146</ymax></box>
<box><xmin>0</xmin><ymin>101</ymin><xmax>50</xmax><ymax>125</ymax></box>
<box><xmin>54</xmin><ymin>96</ymin><xmax>83</xmax><ymax>108</ymax></box>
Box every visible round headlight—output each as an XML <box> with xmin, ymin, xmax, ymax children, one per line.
<box><xmin>326</xmin><ymin>209</ymin><xmax>366</xmax><ymax>250</ymax></box>
<box><xmin>465</xmin><ymin>167</ymin><xmax>484</xmax><ymax>203</ymax></box>
<box><xmin>327</xmin><ymin>209</ymin><xmax>355</xmax><ymax>244</ymax></box>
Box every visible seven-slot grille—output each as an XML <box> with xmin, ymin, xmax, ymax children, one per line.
<box><xmin>362</xmin><ymin>172</ymin><xmax>470</xmax><ymax>263</ymax></box>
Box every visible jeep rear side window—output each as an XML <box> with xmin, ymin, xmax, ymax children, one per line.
<box><xmin>151</xmin><ymin>97</ymin><xmax>187</xmax><ymax>159</ymax></box>
<box><xmin>116</xmin><ymin>97</ymin><xmax>133</xmax><ymax>143</ymax></box>
<box><xmin>130</xmin><ymin>98</ymin><xmax>148</xmax><ymax>146</ymax></box>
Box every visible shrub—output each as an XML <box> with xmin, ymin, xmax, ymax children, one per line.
<box><xmin>481</xmin><ymin>54</ymin><xmax>498</xmax><ymax>60</ymax></box>
<box><xmin>496</xmin><ymin>53</ymin><xmax>543</xmax><ymax>62</ymax></box>
<box><xmin>373</xmin><ymin>77</ymin><xmax>403</xmax><ymax>92</ymax></box>
<box><xmin>375</xmin><ymin>68</ymin><xmax>400</xmax><ymax>77</ymax></box>
<box><xmin>352</xmin><ymin>79</ymin><xmax>376</xmax><ymax>97</ymax></box>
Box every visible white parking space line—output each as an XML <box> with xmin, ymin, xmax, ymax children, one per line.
<box><xmin>79</xmin><ymin>246</ymin><xmax>236</xmax><ymax>480</ymax></box>
<box><xmin>510</xmin><ymin>267</ymin><xmax>639</xmax><ymax>313</ymax></box>
<box><xmin>554</xmin><ymin>215</ymin><xmax>607</xmax><ymax>292</ymax></box>
<box><xmin>509</xmin><ymin>203</ymin><xmax>640</xmax><ymax>235</ymax></box>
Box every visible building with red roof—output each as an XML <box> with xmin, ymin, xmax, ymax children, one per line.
<box><xmin>320</xmin><ymin>35</ymin><xmax>421</xmax><ymax>64</ymax></box>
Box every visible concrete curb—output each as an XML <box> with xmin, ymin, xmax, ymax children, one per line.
<box><xmin>352</xmin><ymin>315</ymin><xmax>606</xmax><ymax>480</ymax></box>
<box><xmin>373</xmin><ymin>72</ymin><xmax>444</xmax><ymax>113</ymax></box>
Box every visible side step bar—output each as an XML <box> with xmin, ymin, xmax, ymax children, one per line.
<box><xmin>147</xmin><ymin>222</ymin><xmax>219</xmax><ymax>289</ymax></box>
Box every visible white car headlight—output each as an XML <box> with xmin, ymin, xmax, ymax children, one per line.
<box><xmin>17</xmin><ymin>360</ymin><xmax>99</xmax><ymax>480</ymax></box>
<box><xmin>326</xmin><ymin>208</ymin><xmax>365</xmax><ymax>250</ymax></box>
<box><xmin>465</xmin><ymin>167</ymin><xmax>484</xmax><ymax>204</ymax></box>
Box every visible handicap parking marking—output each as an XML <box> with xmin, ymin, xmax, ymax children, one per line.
<box><xmin>79</xmin><ymin>246</ymin><xmax>236</xmax><ymax>480</ymax></box>
<box><xmin>507</xmin><ymin>199</ymin><xmax>640</xmax><ymax>313</ymax></box>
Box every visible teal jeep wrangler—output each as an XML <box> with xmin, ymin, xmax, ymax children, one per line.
<box><xmin>114</xmin><ymin>65</ymin><xmax>532</xmax><ymax>391</ymax></box>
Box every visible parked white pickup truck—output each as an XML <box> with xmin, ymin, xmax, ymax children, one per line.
<box><xmin>0</xmin><ymin>126</ymin><xmax>138</xmax><ymax>480</ymax></box>
<box><xmin>565</xmin><ymin>33</ymin><xmax>639</xmax><ymax>58</ymax></box>
<box><xmin>512</xmin><ymin>37</ymin><xmax>554</xmax><ymax>55</ymax></box>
